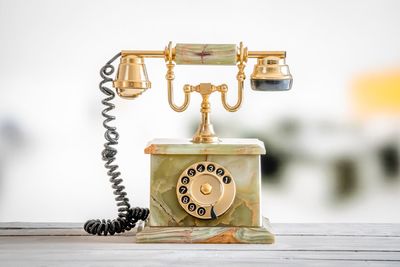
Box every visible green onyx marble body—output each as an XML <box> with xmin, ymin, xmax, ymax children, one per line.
<box><xmin>144</xmin><ymin>138</ymin><xmax>265</xmax><ymax>228</ymax></box>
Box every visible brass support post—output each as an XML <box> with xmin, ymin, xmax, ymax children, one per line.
<box><xmin>191</xmin><ymin>83</ymin><xmax>219</xmax><ymax>143</ymax></box>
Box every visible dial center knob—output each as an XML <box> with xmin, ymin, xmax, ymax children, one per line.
<box><xmin>200</xmin><ymin>183</ymin><xmax>212</xmax><ymax>195</ymax></box>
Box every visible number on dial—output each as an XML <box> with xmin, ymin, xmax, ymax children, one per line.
<box><xmin>223</xmin><ymin>176</ymin><xmax>231</xmax><ymax>184</ymax></box>
<box><xmin>197</xmin><ymin>207</ymin><xmax>206</xmax><ymax>216</ymax></box>
<box><xmin>187</xmin><ymin>168</ymin><xmax>196</xmax><ymax>177</ymax></box>
<box><xmin>207</xmin><ymin>164</ymin><xmax>215</xmax><ymax>172</ymax></box>
<box><xmin>179</xmin><ymin>186</ymin><xmax>187</xmax><ymax>194</ymax></box>
<box><xmin>196</xmin><ymin>164</ymin><xmax>205</xmax><ymax>172</ymax></box>
<box><xmin>181</xmin><ymin>176</ymin><xmax>190</xmax><ymax>184</ymax></box>
<box><xmin>188</xmin><ymin>203</ymin><xmax>196</xmax><ymax>212</ymax></box>
<box><xmin>216</xmin><ymin>168</ymin><xmax>225</xmax><ymax>176</ymax></box>
<box><xmin>181</xmin><ymin>196</ymin><xmax>190</xmax><ymax>204</ymax></box>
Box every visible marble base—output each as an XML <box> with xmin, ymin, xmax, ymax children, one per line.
<box><xmin>145</xmin><ymin>138</ymin><xmax>265</xmax><ymax>228</ymax></box>
<box><xmin>136</xmin><ymin>217</ymin><xmax>274</xmax><ymax>244</ymax></box>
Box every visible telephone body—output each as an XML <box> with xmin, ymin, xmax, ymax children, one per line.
<box><xmin>85</xmin><ymin>42</ymin><xmax>292</xmax><ymax>244</ymax></box>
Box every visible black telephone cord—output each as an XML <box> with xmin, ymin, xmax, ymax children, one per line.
<box><xmin>84</xmin><ymin>53</ymin><xmax>149</xmax><ymax>235</ymax></box>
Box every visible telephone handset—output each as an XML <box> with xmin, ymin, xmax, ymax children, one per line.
<box><xmin>84</xmin><ymin>42</ymin><xmax>292</xmax><ymax>243</ymax></box>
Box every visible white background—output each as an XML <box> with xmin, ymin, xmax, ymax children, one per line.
<box><xmin>0</xmin><ymin>0</ymin><xmax>399</xmax><ymax>222</ymax></box>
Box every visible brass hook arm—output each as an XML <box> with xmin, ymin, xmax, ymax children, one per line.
<box><xmin>219</xmin><ymin>63</ymin><xmax>245</xmax><ymax>112</ymax></box>
<box><xmin>166</xmin><ymin>62</ymin><xmax>191</xmax><ymax>112</ymax></box>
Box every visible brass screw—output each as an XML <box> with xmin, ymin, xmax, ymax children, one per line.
<box><xmin>200</xmin><ymin>183</ymin><xmax>212</xmax><ymax>195</ymax></box>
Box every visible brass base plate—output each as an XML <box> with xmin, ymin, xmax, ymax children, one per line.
<box><xmin>136</xmin><ymin>217</ymin><xmax>274</xmax><ymax>244</ymax></box>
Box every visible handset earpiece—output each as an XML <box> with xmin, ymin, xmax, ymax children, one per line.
<box><xmin>250</xmin><ymin>56</ymin><xmax>293</xmax><ymax>91</ymax></box>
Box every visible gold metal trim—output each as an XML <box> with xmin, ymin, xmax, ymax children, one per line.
<box><xmin>113</xmin><ymin>80</ymin><xmax>151</xmax><ymax>89</ymax></box>
<box><xmin>251</xmin><ymin>57</ymin><xmax>292</xmax><ymax>80</ymax></box>
<box><xmin>121</xmin><ymin>50</ymin><xmax>165</xmax><ymax>58</ymax></box>
<box><xmin>248</xmin><ymin>51</ymin><xmax>286</xmax><ymax>59</ymax></box>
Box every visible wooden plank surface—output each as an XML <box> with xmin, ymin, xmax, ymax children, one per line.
<box><xmin>0</xmin><ymin>223</ymin><xmax>399</xmax><ymax>266</ymax></box>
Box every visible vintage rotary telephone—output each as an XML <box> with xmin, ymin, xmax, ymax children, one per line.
<box><xmin>84</xmin><ymin>42</ymin><xmax>292</xmax><ymax>243</ymax></box>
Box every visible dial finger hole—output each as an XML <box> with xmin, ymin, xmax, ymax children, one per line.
<box><xmin>181</xmin><ymin>176</ymin><xmax>190</xmax><ymax>184</ymax></box>
<box><xmin>207</xmin><ymin>164</ymin><xmax>215</xmax><ymax>172</ymax></box>
<box><xmin>196</xmin><ymin>164</ymin><xmax>205</xmax><ymax>172</ymax></box>
<box><xmin>197</xmin><ymin>207</ymin><xmax>206</xmax><ymax>216</ymax></box>
<box><xmin>179</xmin><ymin>186</ymin><xmax>188</xmax><ymax>194</ymax></box>
<box><xmin>216</xmin><ymin>168</ymin><xmax>225</xmax><ymax>176</ymax></box>
<box><xmin>223</xmin><ymin>176</ymin><xmax>231</xmax><ymax>184</ymax></box>
<box><xmin>187</xmin><ymin>168</ymin><xmax>196</xmax><ymax>177</ymax></box>
<box><xmin>181</xmin><ymin>195</ymin><xmax>190</xmax><ymax>204</ymax></box>
<box><xmin>188</xmin><ymin>203</ymin><xmax>196</xmax><ymax>212</ymax></box>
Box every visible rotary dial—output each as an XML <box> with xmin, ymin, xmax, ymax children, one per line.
<box><xmin>176</xmin><ymin>161</ymin><xmax>236</xmax><ymax>220</ymax></box>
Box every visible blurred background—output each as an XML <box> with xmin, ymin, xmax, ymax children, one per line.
<box><xmin>0</xmin><ymin>0</ymin><xmax>399</xmax><ymax>223</ymax></box>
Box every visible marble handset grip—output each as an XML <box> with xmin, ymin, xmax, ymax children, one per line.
<box><xmin>175</xmin><ymin>43</ymin><xmax>237</xmax><ymax>65</ymax></box>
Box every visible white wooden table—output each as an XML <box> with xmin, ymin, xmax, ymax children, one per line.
<box><xmin>0</xmin><ymin>223</ymin><xmax>399</xmax><ymax>266</ymax></box>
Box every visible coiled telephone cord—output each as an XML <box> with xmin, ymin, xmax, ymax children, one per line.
<box><xmin>84</xmin><ymin>53</ymin><xmax>149</xmax><ymax>235</ymax></box>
